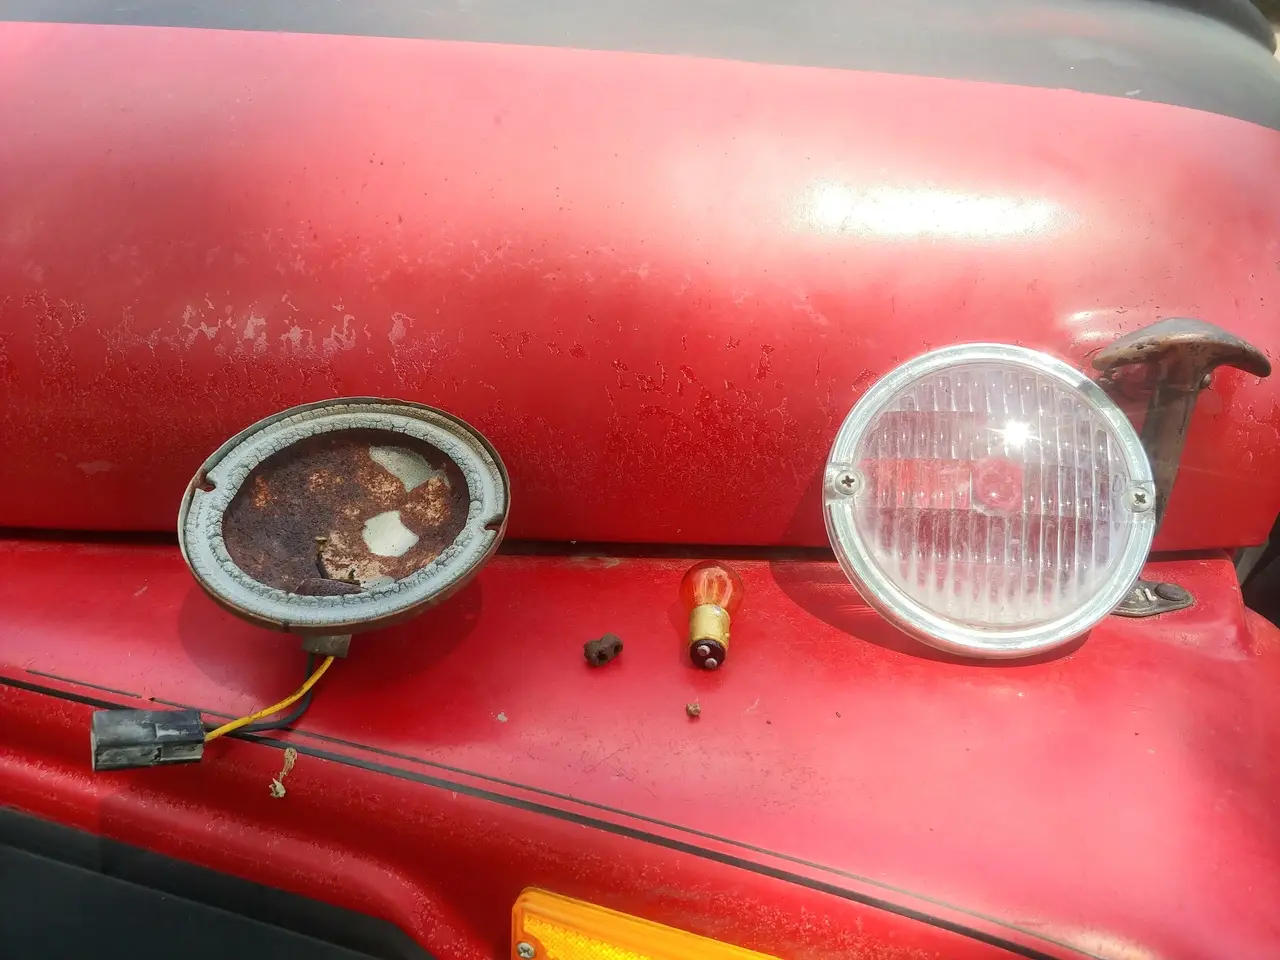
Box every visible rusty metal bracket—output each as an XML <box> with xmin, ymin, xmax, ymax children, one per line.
<box><xmin>1093</xmin><ymin>318</ymin><xmax>1271</xmax><ymax>530</ymax></box>
<box><xmin>1112</xmin><ymin>580</ymin><xmax>1194</xmax><ymax>618</ymax></box>
<box><xmin>301</xmin><ymin>634</ymin><xmax>352</xmax><ymax>658</ymax></box>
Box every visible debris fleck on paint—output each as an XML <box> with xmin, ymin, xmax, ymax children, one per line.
<box><xmin>269</xmin><ymin>747</ymin><xmax>298</xmax><ymax>798</ymax></box>
<box><xmin>583</xmin><ymin>633</ymin><xmax>623</xmax><ymax>667</ymax></box>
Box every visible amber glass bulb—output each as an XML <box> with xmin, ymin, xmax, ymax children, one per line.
<box><xmin>680</xmin><ymin>561</ymin><xmax>744</xmax><ymax>670</ymax></box>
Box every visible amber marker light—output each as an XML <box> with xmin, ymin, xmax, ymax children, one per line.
<box><xmin>512</xmin><ymin>888</ymin><xmax>780</xmax><ymax>960</ymax></box>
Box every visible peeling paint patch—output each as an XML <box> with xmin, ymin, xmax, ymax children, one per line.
<box><xmin>181</xmin><ymin>304</ymin><xmax>220</xmax><ymax>346</ymax></box>
<box><xmin>389</xmin><ymin>311</ymin><xmax>410</xmax><ymax>345</ymax></box>
<box><xmin>756</xmin><ymin>344</ymin><xmax>776</xmax><ymax>381</ymax></box>
<box><xmin>362</xmin><ymin>510</ymin><xmax>420</xmax><ymax>557</ymax></box>
<box><xmin>242</xmin><ymin>312</ymin><xmax>266</xmax><ymax>341</ymax></box>
<box><xmin>0</xmin><ymin>332</ymin><xmax>14</xmax><ymax>382</ymax></box>
<box><xmin>279</xmin><ymin>324</ymin><xmax>313</xmax><ymax>355</ymax></box>
<box><xmin>323</xmin><ymin>314</ymin><xmax>358</xmax><ymax>357</ymax></box>
<box><xmin>77</xmin><ymin>461</ymin><xmax>116</xmax><ymax>476</ymax></box>
<box><xmin>369</xmin><ymin>445</ymin><xmax>439</xmax><ymax>492</ymax></box>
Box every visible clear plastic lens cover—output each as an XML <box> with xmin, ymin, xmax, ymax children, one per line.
<box><xmin>824</xmin><ymin>344</ymin><xmax>1155</xmax><ymax>656</ymax></box>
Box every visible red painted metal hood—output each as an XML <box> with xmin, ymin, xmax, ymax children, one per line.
<box><xmin>1</xmin><ymin>22</ymin><xmax>1279</xmax><ymax>550</ymax></box>
<box><xmin>4</xmin><ymin>13</ymin><xmax>1280</xmax><ymax>960</ymax></box>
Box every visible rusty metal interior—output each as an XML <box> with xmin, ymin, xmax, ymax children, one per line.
<box><xmin>221</xmin><ymin>429</ymin><xmax>469</xmax><ymax>593</ymax></box>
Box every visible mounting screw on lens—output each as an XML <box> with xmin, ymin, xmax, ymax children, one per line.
<box><xmin>1124</xmin><ymin>485</ymin><xmax>1154</xmax><ymax>513</ymax></box>
<box><xmin>517</xmin><ymin>942</ymin><xmax>536</xmax><ymax>959</ymax></box>
<box><xmin>828</xmin><ymin>466</ymin><xmax>864</xmax><ymax>497</ymax></box>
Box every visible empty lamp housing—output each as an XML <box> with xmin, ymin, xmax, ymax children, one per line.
<box><xmin>179</xmin><ymin>398</ymin><xmax>509</xmax><ymax>640</ymax></box>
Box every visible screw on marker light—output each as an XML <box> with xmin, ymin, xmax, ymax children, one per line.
<box><xmin>680</xmin><ymin>561</ymin><xmax>744</xmax><ymax>669</ymax></box>
<box><xmin>824</xmin><ymin>343</ymin><xmax>1156</xmax><ymax>658</ymax></box>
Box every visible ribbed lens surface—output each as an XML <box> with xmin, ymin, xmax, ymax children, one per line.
<box><xmin>848</xmin><ymin>361</ymin><xmax>1143</xmax><ymax>629</ymax></box>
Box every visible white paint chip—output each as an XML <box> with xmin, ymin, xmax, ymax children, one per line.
<box><xmin>496</xmin><ymin>712</ymin><xmax>508</xmax><ymax>723</ymax></box>
<box><xmin>362</xmin><ymin>511</ymin><xmax>419</xmax><ymax>557</ymax></box>
<box><xmin>369</xmin><ymin>445</ymin><xmax>438</xmax><ymax>492</ymax></box>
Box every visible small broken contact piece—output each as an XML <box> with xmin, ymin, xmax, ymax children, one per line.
<box><xmin>584</xmin><ymin>633</ymin><xmax>623</xmax><ymax>667</ymax></box>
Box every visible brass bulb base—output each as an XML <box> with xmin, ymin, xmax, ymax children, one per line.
<box><xmin>688</xmin><ymin>603</ymin><xmax>730</xmax><ymax>669</ymax></box>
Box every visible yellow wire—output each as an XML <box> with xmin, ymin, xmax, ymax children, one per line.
<box><xmin>204</xmin><ymin>655</ymin><xmax>335</xmax><ymax>743</ymax></box>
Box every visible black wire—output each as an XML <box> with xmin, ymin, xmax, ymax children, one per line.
<box><xmin>203</xmin><ymin>654</ymin><xmax>318</xmax><ymax>736</ymax></box>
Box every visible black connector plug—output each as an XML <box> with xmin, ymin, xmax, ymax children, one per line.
<box><xmin>91</xmin><ymin>708</ymin><xmax>205</xmax><ymax>771</ymax></box>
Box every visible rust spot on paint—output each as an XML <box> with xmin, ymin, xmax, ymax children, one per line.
<box><xmin>222</xmin><ymin>429</ymin><xmax>468</xmax><ymax>592</ymax></box>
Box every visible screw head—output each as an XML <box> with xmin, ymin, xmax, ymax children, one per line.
<box><xmin>829</xmin><ymin>467</ymin><xmax>864</xmax><ymax>497</ymax></box>
<box><xmin>517</xmin><ymin>942</ymin><xmax>536</xmax><ymax>959</ymax></box>
<box><xmin>1125</xmin><ymin>486</ymin><xmax>1153</xmax><ymax>513</ymax></box>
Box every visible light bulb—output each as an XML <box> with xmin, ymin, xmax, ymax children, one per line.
<box><xmin>679</xmin><ymin>561</ymin><xmax>744</xmax><ymax>670</ymax></box>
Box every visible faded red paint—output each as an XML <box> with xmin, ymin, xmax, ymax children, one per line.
<box><xmin>1</xmin><ymin>23</ymin><xmax>1278</xmax><ymax>550</ymax></box>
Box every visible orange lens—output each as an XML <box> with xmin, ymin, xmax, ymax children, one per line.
<box><xmin>512</xmin><ymin>889</ymin><xmax>780</xmax><ymax>960</ymax></box>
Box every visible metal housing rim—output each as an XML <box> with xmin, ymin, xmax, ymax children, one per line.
<box><xmin>824</xmin><ymin>343</ymin><xmax>1156</xmax><ymax>658</ymax></box>
<box><xmin>178</xmin><ymin>398</ymin><xmax>509</xmax><ymax>635</ymax></box>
